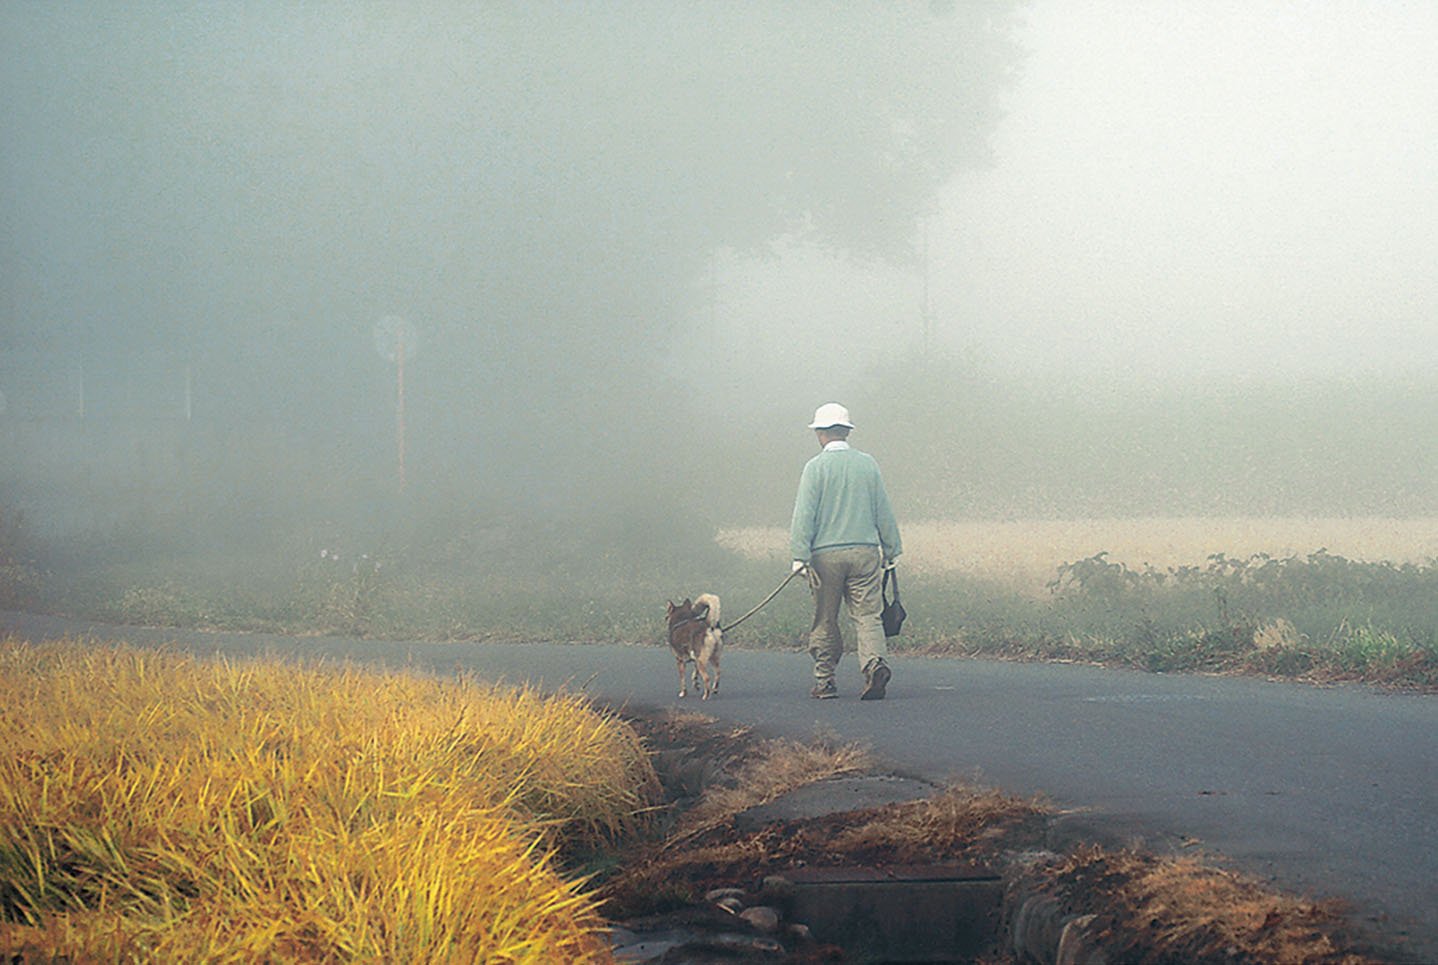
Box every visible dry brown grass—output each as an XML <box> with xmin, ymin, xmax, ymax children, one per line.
<box><xmin>718</xmin><ymin>516</ymin><xmax>1438</xmax><ymax>593</ymax></box>
<box><xmin>827</xmin><ymin>784</ymin><xmax>1050</xmax><ymax>862</ymax></box>
<box><xmin>600</xmin><ymin>778</ymin><xmax>1051</xmax><ymax>922</ymax></box>
<box><xmin>667</xmin><ymin>732</ymin><xmax>875</xmax><ymax>845</ymax></box>
<box><xmin>601</xmin><ymin>715</ymin><xmax>1048</xmax><ymax>920</ymax></box>
<box><xmin>1047</xmin><ymin>847</ymin><xmax>1382</xmax><ymax>964</ymax></box>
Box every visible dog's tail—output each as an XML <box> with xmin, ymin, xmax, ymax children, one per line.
<box><xmin>694</xmin><ymin>593</ymin><xmax>721</xmax><ymax>629</ymax></box>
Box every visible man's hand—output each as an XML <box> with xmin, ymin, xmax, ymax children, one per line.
<box><xmin>792</xmin><ymin>560</ymin><xmax>808</xmax><ymax>574</ymax></box>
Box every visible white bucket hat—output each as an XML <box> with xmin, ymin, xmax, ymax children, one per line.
<box><xmin>807</xmin><ymin>402</ymin><xmax>854</xmax><ymax>430</ymax></box>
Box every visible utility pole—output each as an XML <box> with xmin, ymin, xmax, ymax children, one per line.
<box><xmin>921</xmin><ymin>214</ymin><xmax>932</xmax><ymax>354</ymax></box>
<box><xmin>374</xmin><ymin>316</ymin><xmax>416</xmax><ymax>498</ymax></box>
<box><xmin>395</xmin><ymin>328</ymin><xmax>406</xmax><ymax>495</ymax></box>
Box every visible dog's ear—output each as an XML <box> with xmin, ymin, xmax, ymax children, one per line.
<box><xmin>666</xmin><ymin>601</ymin><xmax>676</xmax><ymax>615</ymax></box>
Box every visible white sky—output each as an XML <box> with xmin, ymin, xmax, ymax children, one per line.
<box><xmin>710</xmin><ymin>0</ymin><xmax>1438</xmax><ymax>385</ymax></box>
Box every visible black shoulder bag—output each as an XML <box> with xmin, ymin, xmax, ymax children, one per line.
<box><xmin>880</xmin><ymin>567</ymin><xmax>907</xmax><ymax>637</ymax></box>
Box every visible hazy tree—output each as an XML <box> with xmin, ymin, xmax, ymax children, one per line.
<box><xmin>2</xmin><ymin>3</ymin><xmax>1022</xmax><ymax>544</ymax></box>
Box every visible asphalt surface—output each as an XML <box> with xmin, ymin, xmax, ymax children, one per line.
<box><xmin>3</xmin><ymin>609</ymin><xmax>1435</xmax><ymax>961</ymax></box>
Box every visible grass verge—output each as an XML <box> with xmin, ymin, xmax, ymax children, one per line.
<box><xmin>8</xmin><ymin>520</ymin><xmax>1438</xmax><ymax>690</ymax></box>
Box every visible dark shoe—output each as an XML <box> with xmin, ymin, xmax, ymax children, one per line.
<box><xmin>810</xmin><ymin>679</ymin><xmax>838</xmax><ymax>700</ymax></box>
<box><xmin>860</xmin><ymin>663</ymin><xmax>891</xmax><ymax>701</ymax></box>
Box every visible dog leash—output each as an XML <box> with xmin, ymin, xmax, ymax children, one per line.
<box><xmin>718</xmin><ymin>566</ymin><xmax>814</xmax><ymax>633</ymax></box>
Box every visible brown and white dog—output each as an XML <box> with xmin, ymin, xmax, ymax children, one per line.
<box><xmin>665</xmin><ymin>593</ymin><xmax>722</xmax><ymax>699</ymax></box>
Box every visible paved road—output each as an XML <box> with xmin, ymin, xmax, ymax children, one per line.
<box><xmin>3</xmin><ymin>610</ymin><xmax>1435</xmax><ymax>961</ymax></box>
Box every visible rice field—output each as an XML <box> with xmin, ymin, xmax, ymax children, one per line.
<box><xmin>717</xmin><ymin>516</ymin><xmax>1438</xmax><ymax>593</ymax></box>
<box><xmin>0</xmin><ymin>641</ymin><xmax>658</xmax><ymax>963</ymax></box>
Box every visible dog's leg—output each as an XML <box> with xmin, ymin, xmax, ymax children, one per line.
<box><xmin>694</xmin><ymin>661</ymin><xmax>711</xmax><ymax>700</ymax></box>
<box><xmin>699</xmin><ymin>630</ymin><xmax>721</xmax><ymax>699</ymax></box>
<box><xmin>676</xmin><ymin>657</ymin><xmax>688</xmax><ymax>698</ymax></box>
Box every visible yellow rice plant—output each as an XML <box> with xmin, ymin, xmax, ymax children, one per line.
<box><xmin>0</xmin><ymin>640</ymin><xmax>657</xmax><ymax>962</ymax></box>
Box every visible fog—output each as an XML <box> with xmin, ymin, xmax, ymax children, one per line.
<box><xmin>3</xmin><ymin>2</ymin><xmax>1437</xmax><ymax>567</ymax></box>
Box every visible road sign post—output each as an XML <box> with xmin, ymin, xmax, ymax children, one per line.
<box><xmin>373</xmin><ymin>316</ymin><xmax>418</xmax><ymax>496</ymax></box>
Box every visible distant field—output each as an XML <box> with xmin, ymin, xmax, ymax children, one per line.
<box><xmin>716</xmin><ymin>517</ymin><xmax>1438</xmax><ymax>593</ymax></box>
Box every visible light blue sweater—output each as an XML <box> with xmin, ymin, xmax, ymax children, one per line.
<box><xmin>789</xmin><ymin>442</ymin><xmax>902</xmax><ymax>563</ymax></box>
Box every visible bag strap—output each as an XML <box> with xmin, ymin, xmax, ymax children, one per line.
<box><xmin>882</xmin><ymin>567</ymin><xmax>900</xmax><ymax>604</ymax></box>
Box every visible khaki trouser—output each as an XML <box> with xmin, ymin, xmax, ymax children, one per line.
<box><xmin>808</xmin><ymin>545</ymin><xmax>887</xmax><ymax>684</ymax></box>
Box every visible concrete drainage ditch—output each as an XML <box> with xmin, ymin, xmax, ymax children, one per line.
<box><xmin>784</xmin><ymin>863</ymin><xmax>1005</xmax><ymax>962</ymax></box>
<box><xmin>614</xmin><ymin>719</ymin><xmax>1110</xmax><ymax>963</ymax></box>
<box><xmin>609</xmin><ymin>768</ymin><xmax>1107</xmax><ymax>963</ymax></box>
<box><xmin>612</xmin><ymin>712</ymin><xmax>1389</xmax><ymax>964</ymax></box>
<box><xmin>611</xmin><ymin>853</ymin><xmax>1104</xmax><ymax>964</ymax></box>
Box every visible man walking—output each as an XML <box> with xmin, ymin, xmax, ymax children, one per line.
<box><xmin>789</xmin><ymin>402</ymin><xmax>903</xmax><ymax>700</ymax></box>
